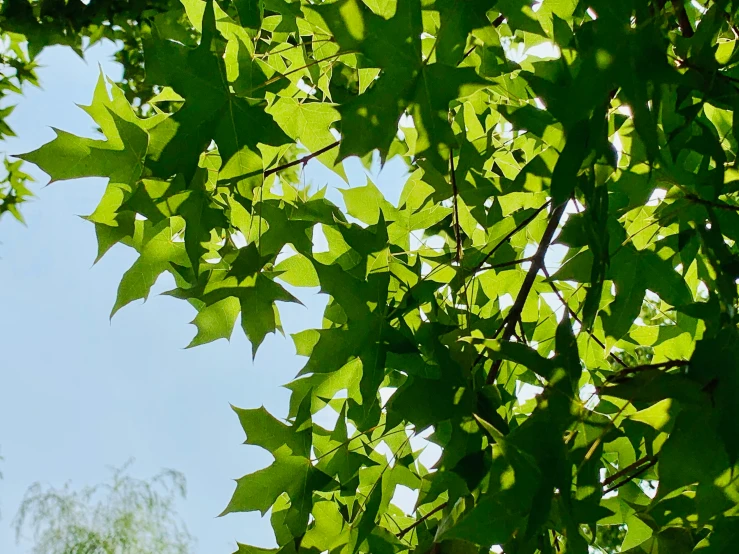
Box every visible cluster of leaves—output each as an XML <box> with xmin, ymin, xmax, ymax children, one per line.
<box><xmin>0</xmin><ymin>0</ymin><xmax>184</xmax><ymax>223</ymax></box>
<box><xmin>20</xmin><ymin>0</ymin><xmax>739</xmax><ymax>552</ymax></box>
<box><xmin>0</xmin><ymin>31</ymin><xmax>36</xmax><ymax>222</ymax></box>
<box><xmin>13</xmin><ymin>461</ymin><xmax>193</xmax><ymax>554</ymax></box>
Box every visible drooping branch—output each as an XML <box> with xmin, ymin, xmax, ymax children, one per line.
<box><xmin>486</xmin><ymin>202</ymin><xmax>566</xmax><ymax>385</ymax></box>
<box><xmin>263</xmin><ymin>141</ymin><xmax>341</xmax><ymax>178</ymax></box>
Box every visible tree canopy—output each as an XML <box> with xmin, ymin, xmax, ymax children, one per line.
<box><xmin>14</xmin><ymin>462</ymin><xmax>193</xmax><ymax>554</ymax></box>
<box><xmin>12</xmin><ymin>0</ymin><xmax>739</xmax><ymax>552</ymax></box>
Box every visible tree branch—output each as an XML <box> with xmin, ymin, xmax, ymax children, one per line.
<box><xmin>486</xmin><ymin>202</ymin><xmax>566</xmax><ymax>385</ymax></box>
<box><xmin>541</xmin><ymin>265</ymin><xmax>627</xmax><ymax>368</ymax></box>
<box><xmin>603</xmin><ymin>455</ymin><xmax>655</xmax><ymax>488</ymax></box>
<box><xmin>449</xmin><ymin>153</ymin><xmax>463</xmax><ymax>263</ymax></box>
<box><xmin>603</xmin><ymin>458</ymin><xmax>657</xmax><ymax>494</ymax></box>
<box><xmin>396</xmin><ymin>502</ymin><xmax>448</xmax><ymax>539</ymax></box>
<box><xmin>263</xmin><ymin>141</ymin><xmax>340</xmax><ymax>178</ymax></box>
<box><xmin>674</xmin><ymin>0</ymin><xmax>695</xmax><ymax>38</ymax></box>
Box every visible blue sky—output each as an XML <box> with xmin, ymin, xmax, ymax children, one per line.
<box><xmin>0</xmin><ymin>40</ymin><xmax>410</xmax><ymax>553</ymax></box>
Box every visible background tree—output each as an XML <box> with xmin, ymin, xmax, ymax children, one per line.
<box><xmin>14</xmin><ymin>461</ymin><xmax>193</xmax><ymax>554</ymax></box>
<box><xmin>16</xmin><ymin>0</ymin><xmax>739</xmax><ymax>552</ymax></box>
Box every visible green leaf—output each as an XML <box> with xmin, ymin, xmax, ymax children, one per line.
<box><xmin>112</xmin><ymin>218</ymin><xmax>189</xmax><ymax>317</ymax></box>
<box><xmin>144</xmin><ymin>0</ymin><xmax>289</xmax><ymax>187</ymax></box>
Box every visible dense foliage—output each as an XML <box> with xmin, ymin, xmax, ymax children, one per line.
<box><xmin>18</xmin><ymin>0</ymin><xmax>739</xmax><ymax>552</ymax></box>
<box><xmin>14</xmin><ymin>462</ymin><xmax>193</xmax><ymax>554</ymax></box>
<box><xmin>0</xmin><ymin>0</ymin><xmax>181</xmax><ymax>222</ymax></box>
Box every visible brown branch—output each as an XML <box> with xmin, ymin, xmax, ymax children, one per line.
<box><xmin>396</xmin><ymin>502</ymin><xmax>448</xmax><ymax>539</ymax></box>
<box><xmin>449</xmin><ymin>153</ymin><xmax>463</xmax><ymax>263</ymax></box>
<box><xmin>263</xmin><ymin>141</ymin><xmax>340</xmax><ymax>178</ymax></box>
<box><xmin>541</xmin><ymin>265</ymin><xmax>627</xmax><ymax>368</ymax></box>
<box><xmin>603</xmin><ymin>455</ymin><xmax>655</xmax><ymax>488</ymax></box>
<box><xmin>603</xmin><ymin>458</ymin><xmax>657</xmax><ymax>494</ymax></box>
<box><xmin>462</xmin><ymin>44</ymin><xmax>477</xmax><ymax>61</ymax></box>
<box><xmin>486</xmin><ymin>202</ymin><xmax>566</xmax><ymax>385</ymax></box>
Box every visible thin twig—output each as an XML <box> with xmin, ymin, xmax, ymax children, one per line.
<box><xmin>460</xmin><ymin>9</ymin><xmax>507</xmax><ymax>62</ymax></box>
<box><xmin>473</xmin><ymin>256</ymin><xmax>534</xmax><ymax>273</ymax></box>
<box><xmin>486</xmin><ymin>202</ymin><xmax>566</xmax><ymax>385</ymax></box>
<box><xmin>250</xmin><ymin>51</ymin><xmax>353</xmax><ymax>92</ymax></box>
<box><xmin>396</xmin><ymin>502</ymin><xmax>448</xmax><ymax>539</ymax></box>
<box><xmin>264</xmin><ymin>141</ymin><xmax>340</xmax><ymax>178</ymax></box>
<box><xmin>541</xmin><ymin>265</ymin><xmax>627</xmax><ymax>368</ymax></box>
<box><xmin>603</xmin><ymin>458</ymin><xmax>658</xmax><ymax>494</ymax></box>
<box><xmin>254</xmin><ymin>37</ymin><xmax>334</xmax><ymax>58</ymax></box>
<box><xmin>603</xmin><ymin>455</ymin><xmax>655</xmax><ymax>488</ymax></box>
<box><xmin>602</xmin><ymin>359</ymin><xmax>689</xmax><ymax>386</ymax></box>
<box><xmin>470</xmin><ymin>201</ymin><xmax>550</xmax><ymax>275</ymax></box>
